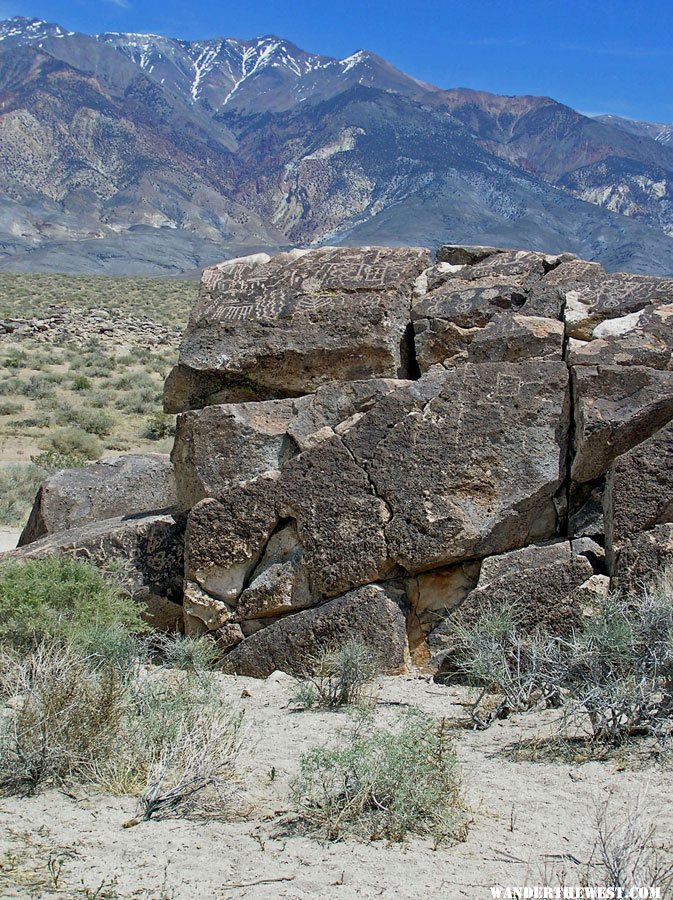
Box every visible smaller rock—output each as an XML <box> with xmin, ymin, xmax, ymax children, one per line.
<box><xmin>611</xmin><ymin>524</ymin><xmax>673</xmax><ymax>594</ymax></box>
<box><xmin>19</xmin><ymin>454</ymin><xmax>177</xmax><ymax>546</ymax></box>
<box><xmin>185</xmin><ymin>474</ymin><xmax>279</xmax><ymax>603</ymax></box>
<box><xmin>222</xmin><ymin>583</ymin><xmax>408</xmax><ymax>678</ymax></box>
<box><xmin>604</xmin><ymin>420</ymin><xmax>673</xmax><ymax>572</ymax></box>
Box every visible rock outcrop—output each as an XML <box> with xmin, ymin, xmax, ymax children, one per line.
<box><xmin>7</xmin><ymin>244</ymin><xmax>673</xmax><ymax>674</ymax></box>
<box><xmin>19</xmin><ymin>453</ymin><xmax>176</xmax><ymax>546</ymax></box>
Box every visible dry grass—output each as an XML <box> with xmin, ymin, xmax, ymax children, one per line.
<box><xmin>0</xmin><ymin>273</ymin><xmax>197</xmax><ymax>523</ymax></box>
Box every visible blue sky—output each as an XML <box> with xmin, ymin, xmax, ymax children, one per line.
<box><xmin>2</xmin><ymin>0</ymin><xmax>671</xmax><ymax>122</ymax></box>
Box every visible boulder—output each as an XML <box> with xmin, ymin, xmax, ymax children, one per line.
<box><xmin>183</xmin><ymin>579</ymin><xmax>236</xmax><ymax>636</ymax></box>
<box><xmin>566</xmin><ymin>302</ymin><xmax>673</xmax><ymax>369</ymax></box>
<box><xmin>185</xmin><ymin>473</ymin><xmax>279</xmax><ymax>603</ymax></box>
<box><xmin>571</xmin><ymin>366</ymin><xmax>673</xmax><ymax>483</ymax></box>
<box><xmin>412</xmin><ymin>277</ymin><xmax>564</xmax><ymax>371</ymax></box>
<box><xmin>611</xmin><ymin>524</ymin><xmax>673</xmax><ymax>594</ymax></box>
<box><xmin>476</xmin><ymin>540</ymin><xmax>573</xmax><ymax>586</ymax></box>
<box><xmin>172</xmin><ymin>399</ymin><xmax>299</xmax><ymax>509</ymax></box>
<box><xmin>277</xmin><ymin>435</ymin><xmax>395</xmax><ymax>597</ymax></box>
<box><xmin>436</xmin><ymin>244</ymin><xmax>503</xmax><ymax>266</ymax></box>
<box><xmin>543</xmin><ymin>259</ymin><xmax>604</xmax><ymax>285</ymax></box>
<box><xmin>222</xmin><ymin>583</ymin><xmax>408</xmax><ymax>677</ymax></box>
<box><xmin>171</xmin><ymin>378</ymin><xmax>406</xmax><ymax>508</ymax></box>
<box><xmin>235</xmin><ymin>523</ymin><xmax>313</xmax><ymax>620</ymax></box>
<box><xmin>427</xmin><ymin>546</ymin><xmax>594</xmax><ymax>674</ymax></box>
<box><xmin>19</xmin><ymin>454</ymin><xmax>176</xmax><ymax>546</ymax></box>
<box><xmin>164</xmin><ymin>246</ymin><xmax>431</xmax><ymax>412</ymax></box>
<box><xmin>604</xmin><ymin>420</ymin><xmax>673</xmax><ymax>572</ymax></box>
<box><xmin>562</xmin><ymin>272</ymin><xmax>673</xmax><ymax>341</ymax></box>
<box><xmin>342</xmin><ymin>360</ymin><xmax>569</xmax><ymax>575</ymax></box>
<box><xmin>3</xmin><ymin>512</ymin><xmax>185</xmax><ymax>626</ymax></box>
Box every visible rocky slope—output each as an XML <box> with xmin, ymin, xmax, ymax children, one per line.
<box><xmin>2</xmin><ymin>18</ymin><xmax>673</xmax><ymax>274</ymax></box>
<box><xmin>8</xmin><ymin>243</ymin><xmax>673</xmax><ymax>674</ymax></box>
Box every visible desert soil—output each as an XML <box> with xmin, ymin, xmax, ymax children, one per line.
<box><xmin>0</xmin><ymin>672</ymin><xmax>671</xmax><ymax>899</ymax></box>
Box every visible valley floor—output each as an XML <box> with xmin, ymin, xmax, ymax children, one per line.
<box><xmin>1</xmin><ymin>674</ymin><xmax>671</xmax><ymax>899</ymax></box>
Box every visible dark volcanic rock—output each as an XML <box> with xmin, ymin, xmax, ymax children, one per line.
<box><xmin>342</xmin><ymin>360</ymin><xmax>569</xmax><ymax>574</ymax></box>
<box><xmin>164</xmin><ymin>247</ymin><xmax>430</xmax><ymax>412</ymax></box>
<box><xmin>171</xmin><ymin>378</ymin><xmax>406</xmax><ymax>508</ymax></box>
<box><xmin>612</xmin><ymin>525</ymin><xmax>673</xmax><ymax>594</ymax></box>
<box><xmin>19</xmin><ymin>454</ymin><xmax>176</xmax><ymax>545</ymax></box>
<box><xmin>427</xmin><ymin>545</ymin><xmax>595</xmax><ymax>674</ymax></box>
<box><xmin>571</xmin><ymin>366</ymin><xmax>673</xmax><ymax>483</ymax></box>
<box><xmin>5</xmin><ymin>513</ymin><xmax>185</xmax><ymax>628</ymax></box>
<box><xmin>222</xmin><ymin>582</ymin><xmax>408</xmax><ymax>677</ymax></box>
<box><xmin>604</xmin><ymin>420</ymin><xmax>673</xmax><ymax>571</ymax></box>
<box><xmin>185</xmin><ymin>474</ymin><xmax>279</xmax><ymax>602</ymax></box>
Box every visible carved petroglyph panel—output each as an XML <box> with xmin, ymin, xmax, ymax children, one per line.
<box><xmin>192</xmin><ymin>248</ymin><xmax>429</xmax><ymax>325</ymax></box>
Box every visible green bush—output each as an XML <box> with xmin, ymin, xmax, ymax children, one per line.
<box><xmin>560</xmin><ymin>571</ymin><xmax>673</xmax><ymax>744</ymax></box>
<box><xmin>0</xmin><ymin>557</ymin><xmax>147</xmax><ymax>650</ymax></box>
<box><xmin>3</xmin><ymin>351</ymin><xmax>26</xmax><ymax>369</ymax></box>
<box><xmin>41</xmin><ymin>426</ymin><xmax>102</xmax><ymax>460</ymax></box>
<box><xmin>71</xmin><ymin>375</ymin><xmax>91</xmax><ymax>391</ymax></box>
<box><xmin>143</xmin><ymin>411</ymin><xmax>176</xmax><ymax>440</ymax></box>
<box><xmin>449</xmin><ymin>602</ymin><xmax>562</xmax><ymax>728</ymax></box>
<box><xmin>31</xmin><ymin>450</ymin><xmax>87</xmax><ymax>475</ymax></box>
<box><xmin>153</xmin><ymin>632</ymin><xmax>219</xmax><ymax>672</ymax></box>
<box><xmin>18</xmin><ymin>375</ymin><xmax>54</xmax><ymax>400</ymax></box>
<box><xmin>0</xmin><ymin>376</ymin><xmax>21</xmax><ymax>396</ymax></box>
<box><xmin>55</xmin><ymin>406</ymin><xmax>115</xmax><ymax>437</ymax></box>
<box><xmin>0</xmin><ymin>400</ymin><xmax>21</xmax><ymax>416</ymax></box>
<box><xmin>292</xmin><ymin>712</ymin><xmax>465</xmax><ymax>845</ymax></box>
<box><xmin>293</xmin><ymin>640</ymin><xmax>379</xmax><ymax>709</ymax></box>
<box><xmin>0</xmin><ymin>464</ymin><xmax>43</xmax><ymax>527</ymax></box>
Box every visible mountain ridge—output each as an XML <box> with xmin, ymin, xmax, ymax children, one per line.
<box><xmin>1</xmin><ymin>16</ymin><xmax>673</xmax><ymax>275</ymax></box>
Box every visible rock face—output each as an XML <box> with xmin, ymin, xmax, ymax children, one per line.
<box><xmin>19</xmin><ymin>454</ymin><xmax>177</xmax><ymax>546</ymax></box>
<box><xmin>221</xmin><ymin>583</ymin><xmax>408</xmax><ymax>678</ymax></box>
<box><xmin>5</xmin><ymin>513</ymin><xmax>185</xmax><ymax>631</ymax></box>
<box><xmin>8</xmin><ymin>244</ymin><xmax>673</xmax><ymax>674</ymax></box>
<box><xmin>164</xmin><ymin>247</ymin><xmax>431</xmax><ymax>412</ymax></box>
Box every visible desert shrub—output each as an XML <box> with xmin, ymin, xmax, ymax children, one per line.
<box><xmin>114</xmin><ymin>371</ymin><xmax>155</xmax><ymax>391</ymax></box>
<box><xmin>560</xmin><ymin>572</ymin><xmax>673</xmax><ymax>744</ymax></box>
<box><xmin>71</xmin><ymin>375</ymin><xmax>91</xmax><ymax>391</ymax></box>
<box><xmin>115</xmin><ymin>386</ymin><xmax>159</xmax><ymax>415</ymax></box>
<box><xmin>292</xmin><ymin>712</ymin><xmax>465</xmax><ymax>845</ymax></box>
<box><xmin>2</xmin><ymin>350</ymin><xmax>27</xmax><ymax>369</ymax></box>
<box><xmin>18</xmin><ymin>375</ymin><xmax>54</xmax><ymax>400</ymax></box>
<box><xmin>0</xmin><ymin>643</ymin><xmax>128</xmax><ymax>794</ymax></box>
<box><xmin>88</xmin><ymin>389</ymin><xmax>112</xmax><ymax>409</ymax></box>
<box><xmin>55</xmin><ymin>405</ymin><xmax>115</xmax><ymax>437</ymax></box>
<box><xmin>143</xmin><ymin>411</ymin><xmax>176</xmax><ymax>440</ymax></box>
<box><xmin>31</xmin><ymin>449</ymin><xmax>87</xmax><ymax>474</ymax></box>
<box><xmin>0</xmin><ymin>376</ymin><xmax>21</xmax><ymax>395</ymax></box>
<box><xmin>152</xmin><ymin>632</ymin><xmax>219</xmax><ymax>672</ymax></box>
<box><xmin>138</xmin><ymin>698</ymin><xmax>242</xmax><ymax>820</ymax></box>
<box><xmin>293</xmin><ymin>640</ymin><xmax>379</xmax><ymax>709</ymax></box>
<box><xmin>0</xmin><ymin>557</ymin><xmax>147</xmax><ymax>651</ymax></box>
<box><xmin>0</xmin><ymin>645</ymin><xmax>242</xmax><ymax>808</ymax></box>
<box><xmin>449</xmin><ymin>603</ymin><xmax>563</xmax><ymax>728</ymax></box>
<box><xmin>0</xmin><ymin>400</ymin><xmax>21</xmax><ymax>415</ymax></box>
<box><xmin>590</xmin><ymin>799</ymin><xmax>673</xmax><ymax>894</ymax></box>
<box><xmin>450</xmin><ymin>569</ymin><xmax>673</xmax><ymax>745</ymax></box>
<box><xmin>41</xmin><ymin>426</ymin><xmax>102</xmax><ymax>460</ymax></box>
<box><xmin>0</xmin><ymin>463</ymin><xmax>43</xmax><ymax>527</ymax></box>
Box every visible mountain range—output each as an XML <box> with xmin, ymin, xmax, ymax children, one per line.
<box><xmin>1</xmin><ymin>16</ymin><xmax>673</xmax><ymax>275</ymax></box>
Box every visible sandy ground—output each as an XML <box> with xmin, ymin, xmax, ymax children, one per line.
<box><xmin>0</xmin><ymin>673</ymin><xmax>672</xmax><ymax>900</ymax></box>
<box><xmin>0</xmin><ymin>528</ymin><xmax>20</xmax><ymax>552</ymax></box>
